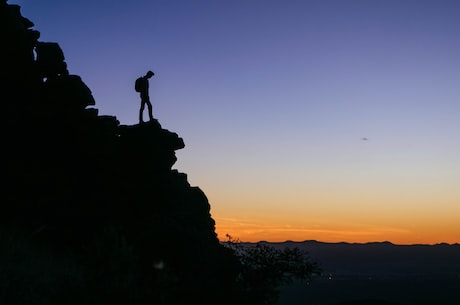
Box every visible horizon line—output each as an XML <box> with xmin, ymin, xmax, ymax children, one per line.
<box><xmin>218</xmin><ymin>238</ymin><xmax>460</xmax><ymax>246</ymax></box>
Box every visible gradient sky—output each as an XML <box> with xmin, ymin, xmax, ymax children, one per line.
<box><xmin>14</xmin><ymin>0</ymin><xmax>460</xmax><ymax>244</ymax></box>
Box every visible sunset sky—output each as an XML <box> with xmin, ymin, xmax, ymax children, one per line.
<box><xmin>14</xmin><ymin>0</ymin><xmax>460</xmax><ymax>244</ymax></box>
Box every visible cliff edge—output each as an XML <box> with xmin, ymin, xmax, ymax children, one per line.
<box><xmin>0</xmin><ymin>2</ymin><xmax>238</xmax><ymax>304</ymax></box>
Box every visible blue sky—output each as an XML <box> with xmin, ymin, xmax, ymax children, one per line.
<box><xmin>14</xmin><ymin>0</ymin><xmax>460</xmax><ymax>243</ymax></box>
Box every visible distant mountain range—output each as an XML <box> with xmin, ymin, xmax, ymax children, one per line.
<box><xmin>250</xmin><ymin>240</ymin><xmax>460</xmax><ymax>305</ymax></box>
<box><xmin>256</xmin><ymin>240</ymin><xmax>460</xmax><ymax>278</ymax></box>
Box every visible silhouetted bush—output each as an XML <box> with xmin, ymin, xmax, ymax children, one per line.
<box><xmin>224</xmin><ymin>235</ymin><xmax>321</xmax><ymax>305</ymax></box>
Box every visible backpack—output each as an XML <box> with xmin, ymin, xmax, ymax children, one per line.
<box><xmin>134</xmin><ymin>77</ymin><xmax>143</xmax><ymax>92</ymax></box>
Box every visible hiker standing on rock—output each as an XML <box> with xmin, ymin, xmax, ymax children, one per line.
<box><xmin>135</xmin><ymin>70</ymin><xmax>154</xmax><ymax>123</ymax></box>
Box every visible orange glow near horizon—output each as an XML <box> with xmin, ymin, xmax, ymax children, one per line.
<box><xmin>205</xmin><ymin>183</ymin><xmax>460</xmax><ymax>245</ymax></box>
<box><xmin>213</xmin><ymin>215</ymin><xmax>460</xmax><ymax>245</ymax></box>
<box><xmin>193</xmin><ymin>152</ymin><xmax>460</xmax><ymax>246</ymax></box>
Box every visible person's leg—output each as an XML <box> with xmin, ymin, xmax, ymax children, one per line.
<box><xmin>139</xmin><ymin>101</ymin><xmax>145</xmax><ymax>123</ymax></box>
<box><xmin>146</xmin><ymin>100</ymin><xmax>154</xmax><ymax>121</ymax></box>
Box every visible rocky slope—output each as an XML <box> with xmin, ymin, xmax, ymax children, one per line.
<box><xmin>0</xmin><ymin>2</ymin><xmax>239</xmax><ymax>304</ymax></box>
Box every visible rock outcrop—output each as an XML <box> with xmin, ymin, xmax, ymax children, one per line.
<box><xmin>0</xmin><ymin>2</ymin><xmax>239</xmax><ymax>304</ymax></box>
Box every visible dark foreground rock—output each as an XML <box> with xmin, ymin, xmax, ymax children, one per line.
<box><xmin>0</xmin><ymin>2</ymin><xmax>240</xmax><ymax>304</ymax></box>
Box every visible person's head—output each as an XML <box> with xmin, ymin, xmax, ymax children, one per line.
<box><xmin>146</xmin><ymin>70</ymin><xmax>154</xmax><ymax>78</ymax></box>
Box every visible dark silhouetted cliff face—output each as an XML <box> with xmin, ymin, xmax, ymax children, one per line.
<box><xmin>0</xmin><ymin>2</ymin><xmax>240</xmax><ymax>304</ymax></box>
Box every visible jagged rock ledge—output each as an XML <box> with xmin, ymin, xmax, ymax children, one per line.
<box><xmin>1</xmin><ymin>2</ymin><xmax>240</xmax><ymax>304</ymax></box>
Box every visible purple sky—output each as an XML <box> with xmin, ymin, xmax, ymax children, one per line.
<box><xmin>13</xmin><ymin>0</ymin><xmax>460</xmax><ymax>243</ymax></box>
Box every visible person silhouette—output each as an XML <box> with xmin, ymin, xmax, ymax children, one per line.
<box><xmin>136</xmin><ymin>70</ymin><xmax>154</xmax><ymax>123</ymax></box>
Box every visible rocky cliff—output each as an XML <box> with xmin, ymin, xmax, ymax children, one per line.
<box><xmin>0</xmin><ymin>2</ymin><xmax>239</xmax><ymax>304</ymax></box>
